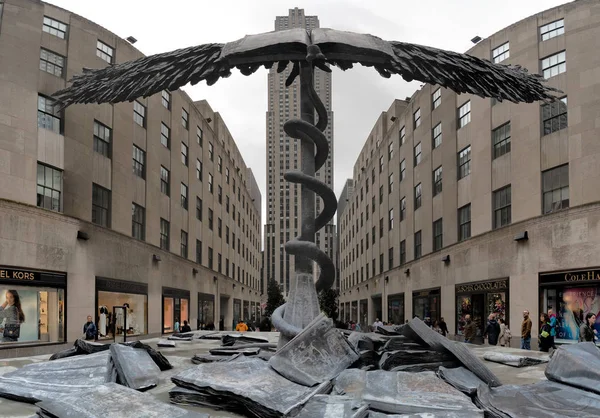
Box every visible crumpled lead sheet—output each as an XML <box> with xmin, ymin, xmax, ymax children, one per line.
<box><xmin>483</xmin><ymin>352</ymin><xmax>549</xmax><ymax>368</ymax></box>
<box><xmin>437</xmin><ymin>366</ymin><xmax>485</xmax><ymax>396</ymax></box>
<box><xmin>36</xmin><ymin>382</ymin><xmax>208</xmax><ymax>418</ymax></box>
<box><xmin>0</xmin><ymin>351</ymin><xmax>111</xmax><ymax>403</ymax></box>
<box><xmin>295</xmin><ymin>395</ymin><xmax>369</xmax><ymax>418</ymax></box>
<box><xmin>334</xmin><ymin>369</ymin><xmax>483</xmax><ymax>416</ymax></box>
<box><xmin>544</xmin><ymin>342</ymin><xmax>600</xmax><ymax>395</ymax></box>
<box><xmin>109</xmin><ymin>343</ymin><xmax>160</xmax><ymax>391</ymax></box>
<box><xmin>171</xmin><ymin>356</ymin><xmax>331</xmax><ymax>418</ymax></box>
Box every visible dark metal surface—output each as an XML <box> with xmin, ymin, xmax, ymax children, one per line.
<box><xmin>545</xmin><ymin>342</ymin><xmax>600</xmax><ymax>395</ymax></box>
<box><xmin>483</xmin><ymin>351</ymin><xmax>549</xmax><ymax>368</ymax></box>
<box><xmin>52</xmin><ymin>28</ymin><xmax>559</xmax><ymax>107</ymax></box>
<box><xmin>109</xmin><ymin>343</ymin><xmax>161</xmax><ymax>390</ymax></box>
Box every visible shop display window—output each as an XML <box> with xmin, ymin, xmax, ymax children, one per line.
<box><xmin>387</xmin><ymin>294</ymin><xmax>405</xmax><ymax>325</ymax></box>
<box><xmin>0</xmin><ymin>285</ymin><xmax>64</xmax><ymax>345</ymax></box>
<box><xmin>198</xmin><ymin>296</ymin><xmax>215</xmax><ymax>330</ymax></box>
<box><xmin>543</xmin><ymin>286</ymin><xmax>600</xmax><ymax>341</ymax></box>
<box><xmin>97</xmin><ymin>291</ymin><xmax>147</xmax><ymax>339</ymax></box>
<box><xmin>163</xmin><ymin>296</ymin><xmax>189</xmax><ymax>333</ymax></box>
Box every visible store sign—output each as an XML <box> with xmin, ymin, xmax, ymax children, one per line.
<box><xmin>0</xmin><ymin>268</ymin><xmax>40</xmax><ymax>281</ymax></box>
<box><xmin>456</xmin><ymin>279</ymin><xmax>507</xmax><ymax>294</ymax></box>
<box><xmin>540</xmin><ymin>269</ymin><xmax>600</xmax><ymax>285</ymax></box>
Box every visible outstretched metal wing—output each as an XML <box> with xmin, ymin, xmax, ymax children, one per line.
<box><xmin>53</xmin><ymin>28</ymin><xmax>559</xmax><ymax>107</ymax></box>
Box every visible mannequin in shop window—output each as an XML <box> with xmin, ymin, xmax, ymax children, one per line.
<box><xmin>98</xmin><ymin>306</ymin><xmax>108</xmax><ymax>337</ymax></box>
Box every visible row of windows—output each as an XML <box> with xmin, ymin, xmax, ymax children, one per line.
<box><xmin>341</xmin><ymin>162</ymin><xmax>571</xmax><ymax>286</ymax></box>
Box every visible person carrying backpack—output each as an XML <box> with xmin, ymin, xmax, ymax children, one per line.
<box><xmin>548</xmin><ymin>308</ymin><xmax>558</xmax><ymax>349</ymax></box>
<box><xmin>498</xmin><ymin>318</ymin><xmax>511</xmax><ymax>347</ymax></box>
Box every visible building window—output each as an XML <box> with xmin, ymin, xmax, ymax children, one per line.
<box><xmin>389</xmin><ymin>208</ymin><xmax>394</xmax><ymax>230</ymax></box>
<box><xmin>196</xmin><ymin>159</ymin><xmax>203</xmax><ymax>181</ymax></box>
<box><xmin>133</xmin><ymin>101</ymin><xmax>146</xmax><ymax>127</ymax></box>
<box><xmin>400</xmin><ymin>197</ymin><xmax>406</xmax><ymax>221</ymax></box>
<box><xmin>414</xmin><ymin>231</ymin><xmax>422</xmax><ymax>259</ymax></box>
<box><xmin>389</xmin><ymin>247</ymin><xmax>394</xmax><ymax>270</ymax></box>
<box><xmin>413</xmin><ymin>108</ymin><xmax>421</xmax><ymax>129</ymax></box>
<box><xmin>160</xmin><ymin>166</ymin><xmax>170</xmax><ymax>196</ymax></box>
<box><xmin>388</xmin><ymin>173</ymin><xmax>394</xmax><ymax>194</ymax></box>
<box><xmin>432</xmin><ymin>88</ymin><xmax>441</xmax><ymax>109</ymax></box>
<box><xmin>458</xmin><ymin>204</ymin><xmax>471</xmax><ymax>241</ymax></box>
<box><xmin>379</xmin><ymin>155</ymin><xmax>384</xmax><ymax>173</ymax></box>
<box><xmin>132</xmin><ymin>145</ymin><xmax>145</xmax><ymax>178</ymax></box>
<box><xmin>458</xmin><ymin>146</ymin><xmax>471</xmax><ymax>179</ymax></box>
<box><xmin>433</xmin><ymin>218</ymin><xmax>443</xmax><ymax>251</ymax></box>
<box><xmin>492</xmin><ymin>42</ymin><xmax>509</xmax><ymax>63</ymax></box>
<box><xmin>492</xmin><ymin>123</ymin><xmax>511</xmax><ymax>159</ymax></box>
<box><xmin>208</xmin><ymin>173</ymin><xmax>213</xmax><ymax>193</ymax></box>
<box><xmin>414</xmin><ymin>142</ymin><xmax>422</xmax><ymax>166</ymax></box>
<box><xmin>493</xmin><ymin>185</ymin><xmax>512</xmax><ymax>229</ymax></box>
<box><xmin>225</xmin><ymin>167</ymin><xmax>230</xmax><ymax>184</ymax></box>
<box><xmin>196</xmin><ymin>240</ymin><xmax>202</xmax><ymax>264</ymax></box>
<box><xmin>39</xmin><ymin>49</ymin><xmax>65</xmax><ymax>77</ymax></box>
<box><xmin>37</xmin><ymin>95</ymin><xmax>61</xmax><ymax>134</ymax></box>
<box><xmin>208</xmin><ymin>247</ymin><xmax>213</xmax><ymax>269</ymax></box>
<box><xmin>541</xmin><ymin>51</ymin><xmax>566</xmax><ymax>79</ymax></box>
<box><xmin>160</xmin><ymin>122</ymin><xmax>170</xmax><ymax>147</ymax></box>
<box><xmin>432</xmin><ymin>123</ymin><xmax>442</xmax><ymax>149</ymax></box>
<box><xmin>181</xmin><ymin>183</ymin><xmax>188</xmax><ymax>209</ymax></box>
<box><xmin>208</xmin><ymin>209</ymin><xmax>213</xmax><ymax>230</ymax></box>
<box><xmin>96</xmin><ymin>40</ymin><xmax>114</xmax><ymax>63</ymax></box>
<box><xmin>196</xmin><ymin>126</ymin><xmax>203</xmax><ymax>146</ymax></box>
<box><xmin>93</xmin><ymin>121</ymin><xmax>111</xmax><ymax>158</ymax></box>
<box><xmin>414</xmin><ymin>183</ymin><xmax>422</xmax><ymax>210</ymax></box>
<box><xmin>542</xmin><ymin>164</ymin><xmax>569</xmax><ymax>214</ymax></box>
<box><xmin>433</xmin><ymin>166</ymin><xmax>443</xmax><ymax>196</ymax></box>
<box><xmin>36</xmin><ymin>163</ymin><xmax>62</xmax><ymax>212</ymax></box>
<box><xmin>218</xmin><ymin>218</ymin><xmax>222</xmax><ymax>238</ymax></box>
<box><xmin>160</xmin><ymin>219</ymin><xmax>170</xmax><ymax>250</ymax></box>
<box><xmin>380</xmin><ymin>253</ymin><xmax>384</xmax><ymax>274</ymax></box>
<box><xmin>399</xmin><ymin>126</ymin><xmax>406</xmax><ymax>145</ymax></box>
<box><xmin>458</xmin><ymin>101</ymin><xmax>471</xmax><ymax>128</ymax></box>
<box><xmin>42</xmin><ymin>16</ymin><xmax>67</xmax><ymax>39</ymax></box>
<box><xmin>400</xmin><ymin>240</ymin><xmax>406</xmax><ymax>265</ymax></box>
<box><xmin>181</xmin><ymin>142</ymin><xmax>188</xmax><ymax>166</ymax></box>
<box><xmin>540</xmin><ymin>19</ymin><xmax>564</xmax><ymax>41</ymax></box>
<box><xmin>196</xmin><ymin>197</ymin><xmax>203</xmax><ymax>220</ymax></box>
<box><xmin>218</xmin><ymin>186</ymin><xmax>222</xmax><ymax>204</ymax></box>
<box><xmin>388</xmin><ymin>142</ymin><xmax>394</xmax><ymax>161</ymax></box>
<box><xmin>218</xmin><ymin>156</ymin><xmax>222</xmax><ymax>173</ymax></box>
<box><xmin>208</xmin><ymin>142</ymin><xmax>214</xmax><ymax>161</ymax></box>
<box><xmin>161</xmin><ymin>90</ymin><xmax>171</xmax><ymax>109</ymax></box>
<box><xmin>379</xmin><ymin>185</ymin><xmax>383</xmax><ymax>204</ymax></box>
<box><xmin>131</xmin><ymin>203</ymin><xmax>145</xmax><ymax>240</ymax></box>
<box><xmin>181</xmin><ymin>231</ymin><xmax>188</xmax><ymax>258</ymax></box>
<box><xmin>92</xmin><ymin>184</ymin><xmax>110</xmax><ymax>227</ymax></box>
<box><xmin>542</xmin><ymin>97</ymin><xmax>568</xmax><ymax>135</ymax></box>
<box><xmin>182</xmin><ymin>108</ymin><xmax>189</xmax><ymax>129</ymax></box>
<box><xmin>400</xmin><ymin>159</ymin><xmax>406</xmax><ymax>181</ymax></box>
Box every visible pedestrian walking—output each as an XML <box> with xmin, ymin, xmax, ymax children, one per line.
<box><xmin>579</xmin><ymin>313</ymin><xmax>597</xmax><ymax>343</ymax></box>
<box><xmin>439</xmin><ymin>317</ymin><xmax>449</xmax><ymax>337</ymax></box>
<box><xmin>433</xmin><ymin>321</ymin><xmax>444</xmax><ymax>335</ymax></box>
<box><xmin>463</xmin><ymin>314</ymin><xmax>477</xmax><ymax>344</ymax></box>
<box><xmin>484</xmin><ymin>313</ymin><xmax>501</xmax><ymax>345</ymax></box>
<box><xmin>180</xmin><ymin>320</ymin><xmax>191</xmax><ymax>333</ymax></box>
<box><xmin>521</xmin><ymin>310</ymin><xmax>532</xmax><ymax>350</ymax></box>
<box><xmin>83</xmin><ymin>315</ymin><xmax>97</xmax><ymax>341</ymax></box>
<box><xmin>548</xmin><ymin>308</ymin><xmax>558</xmax><ymax>349</ymax></box>
<box><xmin>498</xmin><ymin>318</ymin><xmax>511</xmax><ymax>347</ymax></box>
<box><xmin>372</xmin><ymin>318</ymin><xmax>383</xmax><ymax>330</ymax></box>
<box><xmin>539</xmin><ymin>313</ymin><xmax>552</xmax><ymax>352</ymax></box>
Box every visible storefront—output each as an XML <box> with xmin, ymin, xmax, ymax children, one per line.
<box><xmin>351</xmin><ymin>301</ymin><xmax>358</xmax><ymax>322</ymax></box>
<box><xmin>96</xmin><ymin>277</ymin><xmax>147</xmax><ymax>339</ymax></box>
<box><xmin>359</xmin><ymin>299</ymin><xmax>368</xmax><ymax>328</ymax></box>
<box><xmin>412</xmin><ymin>287</ymin><xmax>441</xmax><ymax>324</ymax></box>
<box><xmin>455</xmin><ymin>279</ymin><xmax>508</xmax><ymax>342</ymax></box>
<box><xmin>162</xmin><ymin>287</ymin><xmax>190</xmax><ymax>334</ymax></box>
<box><xmin>198</xmin><ymin>293</ymin><xmax>215</xmax><ymax>330</ymax></box>
<box><xmin>387</xmin><ymin>293</ymin><xmax>405</xmax><ymax>325</ymax></box>
<box><xmin>0</xmin><ymin>266</ymin><xmax>66</xmax><ymax>347</ymax></box>
<box><xmin>243</xmin><ymin>300</ymin><xmax>249</xmax><ymax>322</ymax></box>
<box><xmin>233</xmin><ymin>298</ymin><xmax>241</xmax><ymax>327</ymax></box>
<box><xmin>540</xmin><ymin>268</ymin><xmax>600</xmax><ymax>342</ymax></box>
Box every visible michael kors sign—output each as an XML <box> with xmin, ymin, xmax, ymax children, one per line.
<box><xmin>0</xmin><ymin>268</ymin><xmax>39</xmax><ymax>281</ymax></box>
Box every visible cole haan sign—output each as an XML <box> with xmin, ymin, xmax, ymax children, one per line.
<box><xmin>540</xmin><ymin>268</ymin><xmax>600</xmax><ymax>285</ymax></box>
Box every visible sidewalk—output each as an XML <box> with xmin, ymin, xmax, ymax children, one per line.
<box><xmin>0</xmin><ymin>332</ymin><xmax>550</xmax><ymax>417</ymax></box>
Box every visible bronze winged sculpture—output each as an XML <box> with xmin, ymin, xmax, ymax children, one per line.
<box><xmin>53</xmin><ymin>27</ymin><xmax>559</xmax><ymax>346</ymax></box>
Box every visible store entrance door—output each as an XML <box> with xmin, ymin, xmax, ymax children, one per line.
<box><xmin>471</xmin><ymin>294</ymin><xmax>485</xmax><ymax>344</ymax></box>
<box><xmin>113</xmin><ymin>306</ymin><xmax>127</xmax><ymax>343</ymax></box>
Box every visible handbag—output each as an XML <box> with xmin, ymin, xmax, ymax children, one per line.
<box><xmin>3</xmin><ymin>323</ymin><xmax>20</xmax><ymax>338</ymax></box>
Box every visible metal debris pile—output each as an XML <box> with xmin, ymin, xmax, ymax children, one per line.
<box><xmin>0</xmin><ymin>318</ymin><xmax>599</xmax><ymax>417</ymax></box>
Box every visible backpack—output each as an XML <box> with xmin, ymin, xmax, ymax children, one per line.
<box><xmin>504</xmin><ymin>327</ymin><xmax>511</xmax><ymax>339</ymax></box>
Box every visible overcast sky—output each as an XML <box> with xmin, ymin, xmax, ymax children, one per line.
<box><xmin>48</xmin><ymin>0</ymin><xmax>567</xmax><ymax>229</ymax></box>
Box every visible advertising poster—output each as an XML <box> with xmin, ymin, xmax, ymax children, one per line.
<box><xmin>0</xmin><ymin>288</ymin><xmax>38</xmax><ymax>344</ymax></box>
<box><xmin>558</xmin><ymin>287</ymin><xmax>600</xmax><ymax>340</ymax></box>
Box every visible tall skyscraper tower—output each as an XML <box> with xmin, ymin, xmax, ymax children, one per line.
<box><xmin>264</xmin><ymin>8</ymin><xmax>334</xmax><ymax>296</ymax></box>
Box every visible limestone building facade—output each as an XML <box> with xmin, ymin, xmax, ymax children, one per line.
<box><xmin>0</xmin><ymin>0</ymin><xmax>261</xmax><ymax>356</ymax></box>
<box><xmin>339</xmin><ymin>0</ymin><xmax>600</xmax><ymax>345</ymax></box>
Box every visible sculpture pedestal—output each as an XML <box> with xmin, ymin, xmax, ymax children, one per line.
<box><xmin>278</xmin><ymin>272</ymin><xmax>320</xmax><ymax>348</ymax></box>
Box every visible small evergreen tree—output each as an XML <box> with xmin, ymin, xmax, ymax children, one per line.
<box><xmin>318</xmin><ymin>288</ymin><xmax>339</xmax><ymax>321</ymax></box>
<box><xmin>265</xmin><ymin>279</ymin><xmax>285</xmax><ymax>318</ymax></box>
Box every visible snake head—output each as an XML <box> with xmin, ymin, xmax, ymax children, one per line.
<box><xmin>306</xmin><ymin>44</ymin><xmax>326</xmax><ymax>63</ymax></box>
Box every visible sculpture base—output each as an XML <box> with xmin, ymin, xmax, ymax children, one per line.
<box><xmin>278</xmin><ymin>272</ymin><xmax>320</xmax><ymax>348</ymax></box>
